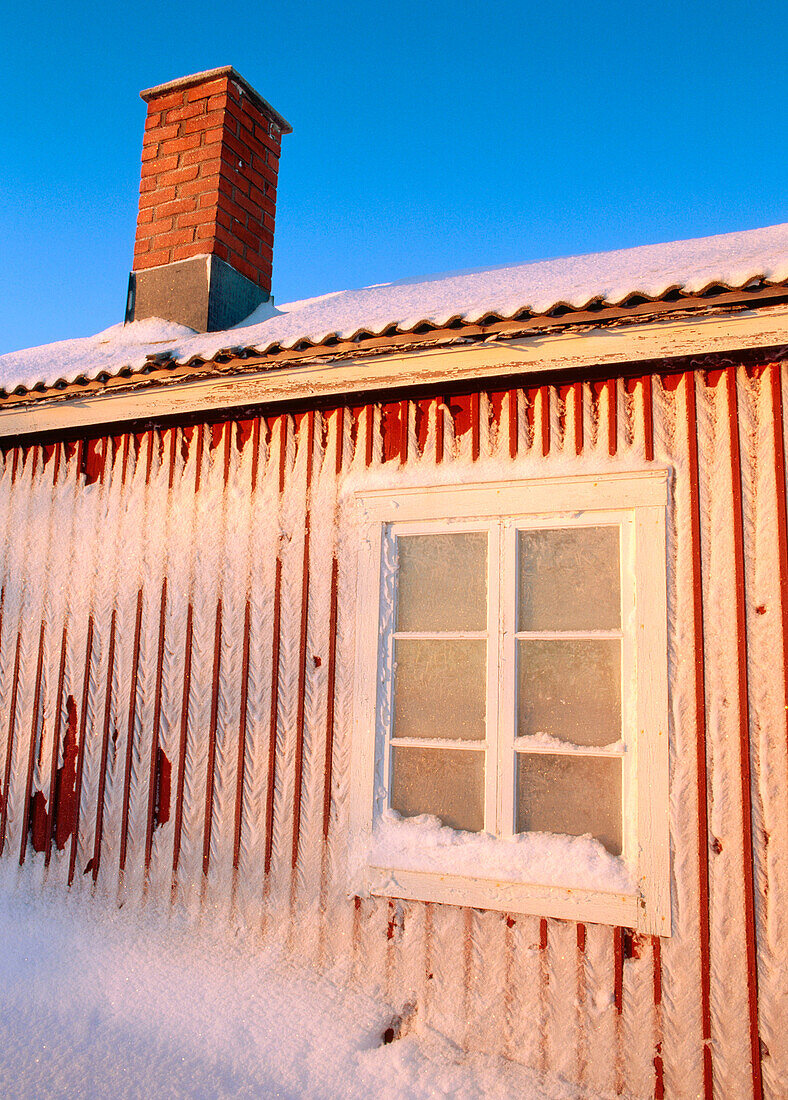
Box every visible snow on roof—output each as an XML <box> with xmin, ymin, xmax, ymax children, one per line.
<box><xmin>1</xmin><ymin>222</ymin><xmax>786</xmax><ymax>395</ymax></box>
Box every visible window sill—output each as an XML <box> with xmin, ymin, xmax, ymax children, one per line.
<box><xmin>364</xmin><ymin>864</ymin><xmax>641</xmax><ymax>929</ymax></box>
<box><xmin>352</xmin><ymin>812</ymin><xmax>664</xmax><ymax>933</ymax></box>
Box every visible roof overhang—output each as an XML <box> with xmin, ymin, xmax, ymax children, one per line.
<box><xmin>1</xmin><ymin>304</ymin><xmax>787</xmax><ymax>443</ymax></box>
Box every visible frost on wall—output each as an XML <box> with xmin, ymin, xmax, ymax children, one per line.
<box><xmin>0</xmin><ymin>363</ymin><xmax>785</xmax><ymax>1098</ymax></box>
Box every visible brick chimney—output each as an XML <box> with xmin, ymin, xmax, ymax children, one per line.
<box><xmin>126</xmin><ymin>67</ymin><xmax>291</xmax><ymax>332</ymax></box>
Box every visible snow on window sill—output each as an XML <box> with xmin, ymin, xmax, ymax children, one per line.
<box><xmin>355</xmin><ymin>811</ymin><xmax>641</xmax><ymax>928</ymax></box>
<box><xmin>368</xmin><ymin>811</ymin><xmax>634</xmax><ymax>892</ymax></box>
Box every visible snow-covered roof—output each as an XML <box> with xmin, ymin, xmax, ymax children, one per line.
<box><xmin>1</xmin><ymin>222</ymin><xmax>786</xmax><ymax>396</ymax></box>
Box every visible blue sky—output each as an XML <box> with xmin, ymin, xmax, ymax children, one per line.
<box><xmin>1</xmin><ymin>0</ymin><xmax>785</xmax><ymax>355</ymax></box>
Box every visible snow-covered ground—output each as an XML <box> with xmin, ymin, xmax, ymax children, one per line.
<box><xmin>0</xmin><ymin>867</ymin><xmax>589</xmax><ymax>1100</ymax></box>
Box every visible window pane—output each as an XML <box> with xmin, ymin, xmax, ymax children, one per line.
<box><xmin>516</xmin><ymin>753</ymin><xmax>622</xmax><ymax>855</ymax></box>
<box><xmin>517</xmin><ymin>638</ymin><xmax>621</xmax><ymax>747</ymax></box>
<box><xmin>393</xmin><ymin>638</ymin><xmax>486</xmax><ymax>740</ymax></box>
<box><xmin>396</xmin><ymin>532</ymin><xmax>487</xmax><ymax>632</ymax></box>
<box><xmin>517</xmin><ymin>526</ymin><xmax>620</xmax><ymax>631</ymax></box>
<box><xmin>391</xmin><ymin>746</ymin><xmax>484</xmax><ymax>831</ymax></box>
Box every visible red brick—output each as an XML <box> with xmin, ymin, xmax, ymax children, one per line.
<box><xmin>139</xmin><ymin>176</ymin><xmax>157</xmax><ymax>193</ymax></box>
<box><xmin>140</xmin><ymin>154</ymin><xmax>178</xmax><ymax>178</ymax></box>
<box><xmin>214</xmin><ymin>173</ymin><xmax>236</xmax><ymax>197</ymax></box>
<box><xmin>196</xmin><ymin>188</ymin><xmax>219</xmax><ymax>209</ymax></box>
<box><xmin>247</xmin><ymin>230</ymin><xmax>274</xmax><ymax>254</ymax></box>
<box><xmin>219</xmin><ymin>144</ymin><xmax>247</xmax><ymax>171</ymax></box>
<box><xmin>258</xmin><ymin>159</ymin><xmax>279</xmax><ymax>188</ymax></box>
<box><xmin>240</xmin><ymin>162</ymin><xmax>271</xmax><ymax>195</ymax></box>
<box><xmin>138</xmin><ymin>215</ymin><xmax>175</xmax><ymax>238</ymax></box>
<box><xmin>249</xmin><ymin>152</ymin><xmax>276</xmax><ymax>183</ymax></box>
<box><xmin>226</xmin><ymin>80</ymin><xmax>243</xmax><ymax>106</ymax></box>
<box><xmin>143</xmin><ymin>123</ymin><xmax>179</xmax><ymax>146</ymax></box>
<box><xmin>136</xmin><ymin>207</ymin><xmax>154</xmax><ymax>225</ymax></box>
<box><xmin>249</xmin><ymin>120</ymin><xmax>280</xmax><ymax>154</ymax></box>
<box><xmin>171</xmin><ymin>241</ymin><xmax>207</xmax><ymax>262</ymax></box>
<box><xmin>233</xmin><ymin>255</ymin><xmax>266</xmax><ymax>285</ymax></box>
<box><xmin>211</xmin><ymin>241</ymin><xmax>230</xmax><ymax>264</ymax></box>
<box><xmin>150</xmin><ymin>228</ymin><xmax>194</xmax><ymax>250</ymax></box>
<box><xmin>159</xmin><ymin>133</ymin><xmax>202</xmax><ymax>156</ymax></box>
<box><xmin>222</xmin><ymin>128</ymin><xmax>253</xmax><ymax>161</ymax></box>
<box><xmin>237</xmin><ymin>115</ymin><xmax>256</xmax><ymax>144</ymax></box>
<box><xmin>207</xmin><ymin>92</ymin><xmax>231</xmax><ymax>112</ymax></box>
<box><xmin>231</xmin><ymin>95</ymin><xmax>272</xmax><ymax>136</ymax></box>
<box><xmin>232</xmin><ymin>221</ymin><xmax>263</xmax><ymax>251</ymax></box>
<box><xmin>242</xmin><ymin>189</ymin><xmax>272</xmax><ymax>218</ymax></box>
<box><xmin>231</xmin><ymin>172</ymin><xmax>250</xmax><ymax>197</ymax></box>
<box><xmin>177</xmin><ymin>206</ymin><xmax>217</xmax><ymax>228</ymax></box>
<box><xmin>195</xmin><ymin>157</ymin><xmax>224</xmax><ymax>178</ymax></box>
<box><xmin>220</xmin><ymin>95</ymin><xmax>247</xmax><ymax>122</ymax></box>
<box><xmin>195</xmin><ymin>219</ymin><xmax>223</xmax><ymax>241</ymax></box>
<box><xmin>155</xmin><ymin>166</ymin><xmax>202</xmax><ymax>191</ymax></box>
<box><xmin>263</xmin><ymin>212</ymin><xmax>275</xmax><ymax>232</ymax></box>
<box><xmin>204</xmin><ymin>222</ymin><xmax>238</xmax><ymax>251</ymax></box>
<box><xmin>253</xmin><ymin>251</ymin><xmax>274</xmax><ymax>271</ymax></box>
<box><xmin>215</xmin><ymin>207</ymin><xmax>233</xmax><ymax>231</ymax></box>
<box><xmin>179</xmin><ymin>176</ymin><xmax>220</xmax><ymax>198</ymax></box>
<box><xmin>156</xmin><ymin>196</ymin><xmax>198</xmax><ymax>219</ymax></box>
<box><xmin>247</xmin><ymin>182</ymin><xmax>267</xmax><ymax>209</ymax></box>
<box><xmin>186</xmin><ymin>77</ymin><xmax>229</xmax><ymax>102</ymax></box>
<box><xmin>147</xmin><ymin>89</ymin><xmax>186</xmax><ymax>112</ymax></box>
<box><xmin>249</xmin><ymin>266</ymin><xmax>273</xmax><ymax>287</ymax></box>
<box><xmin>181</xmin><ymin>143</ymin><xmax>223</xmax><ymax>167</ymax></box>
<box><xmin>181</xmin><ymin>109</ymin><xmax>225</xmax><ymax>135</ymax></box>
<box><xmin>223</xmin><ymin>98</ymin><xmax>246</xmax><ymax>131</ymax></box>
<box><xmin>226</xmin><ymin>246</ymin><xmax>246</xmax><ymax>271</ymax></box>
<box><xmin>192</xmin><ymin>163</ymin><xmax>220</xmax><ymax>186</ymax></box>
<box><xmin>133</xmin><ymin>237</ymin><xmax>150</xmax><ymax>255</ymax></box>
<box><xmin>198</xmin><ymin>126</ymin><xmax>226</xmax><ymax>149</ymax></box>
<box><xmin>138</xmin><ymin>186</ymin><xmax>177</xmax><ymax>210</ymax></box>
<box><xmin>140</xmin><ymin>144</ymin><xmax>159</xmax><ymax>163</ymax></box>
<box><xmin>246</xmin><ymin>244</ymin><xmax>273</xmax><ymax>269</ymax></box>
<box><xmin>232</xmin><ymin>188</ymin><xmax>264</xmax><ymax>220</ymax></box>
<box><xmin>217</xmin><ymin>194</ymin><xmax>257</xmax><ymax>226</ymax></box>
<box><xmin>216</xmin><ymin>163</ymin><xmax>246</xmax><ymax>194</ymax></box>
<box><xmin>144</xmin><ymin>111</ymin><xmax>162</xmax><ymax>131</ymax></box>
<box><xmin>164</xmin><ymin>101</ymin><xmax>206</xmax><ymax>124</ymax></box>
<box><xmin>135</xmin><ymin>248</ymin><xmax>172</xmax><ymax>269</ymax></box>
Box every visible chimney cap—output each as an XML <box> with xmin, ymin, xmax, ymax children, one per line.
<box><xmin>139</xmin><ymin>66</ymin><xmax>292</xmax><ymax>134</ymax></box>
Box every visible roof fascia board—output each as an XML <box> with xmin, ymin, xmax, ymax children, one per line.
<box><xmin>1</xmin><ymin>307</ymin><xmax>787</xmax><ymax>441</ymax></box>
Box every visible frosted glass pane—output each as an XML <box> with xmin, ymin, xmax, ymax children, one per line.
<box><xmin>392</xmin><ymin>746</ymin><xmax>484</xmax><ymax>831</ymax></box>
<box><xmin>517</xmin><ymin>639</ymin><xmax>620</xmax><ymax>746</ymax></box>
<box><xmin>393</xmin><ymin>639</ymin><xmax>486</xmax><ymax>740</ymax></box>
<box><xmin>516</xmin><ymin>753</ymin><xmax>622</xmax><ymax>855</ymax></box>
<box><xmin>518</xmin><ymin>526</ymin><xmax>620</xmax><ymax>631</ymax></box>
<box><xmin>396</xmin><ymin>532</ymin><xmax>487</xmax><ymax>631</ymax></box>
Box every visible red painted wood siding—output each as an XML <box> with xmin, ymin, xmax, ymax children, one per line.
<box><xmin>0</xmin><ymin>360</ymin><xmax>786</xmax><ymax>1098</ymax></box>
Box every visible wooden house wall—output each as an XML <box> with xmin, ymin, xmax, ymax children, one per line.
<box><xmin>0</xmin><ymin>360</ymin><xmax>786</xmax><ymax>1099</ymax></box>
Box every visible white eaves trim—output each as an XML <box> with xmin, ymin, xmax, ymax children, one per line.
<box><xmin>0</xmin><ymin>306</ymin><xmax>786</xmax><ymax>440</ymax></box>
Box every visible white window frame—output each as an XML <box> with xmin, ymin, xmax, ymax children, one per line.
<box><xmin>350</xmin><ymin>470</ymin><xmax>670</xmax><ymax>934</ymax></box>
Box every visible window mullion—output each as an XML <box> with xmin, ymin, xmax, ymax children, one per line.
<box><xmin>483</xmin><ymin>521</ymin><xmax>501</xmax><ymax>834</ymax></box>
<box><xmin>498</xmin><ymin>520</ymin><xmax>517</xmax><ymax>837</ymax></box>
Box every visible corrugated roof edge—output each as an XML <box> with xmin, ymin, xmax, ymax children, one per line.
<box><xmin>2</xmin><ymin>278</ymin><xmax>787</xmax><ymax>405</ymax></box>
<box><xmin>2</xmin><ymin>222</ymin><xmax>786</xmax><ymax>399</ymax></box>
